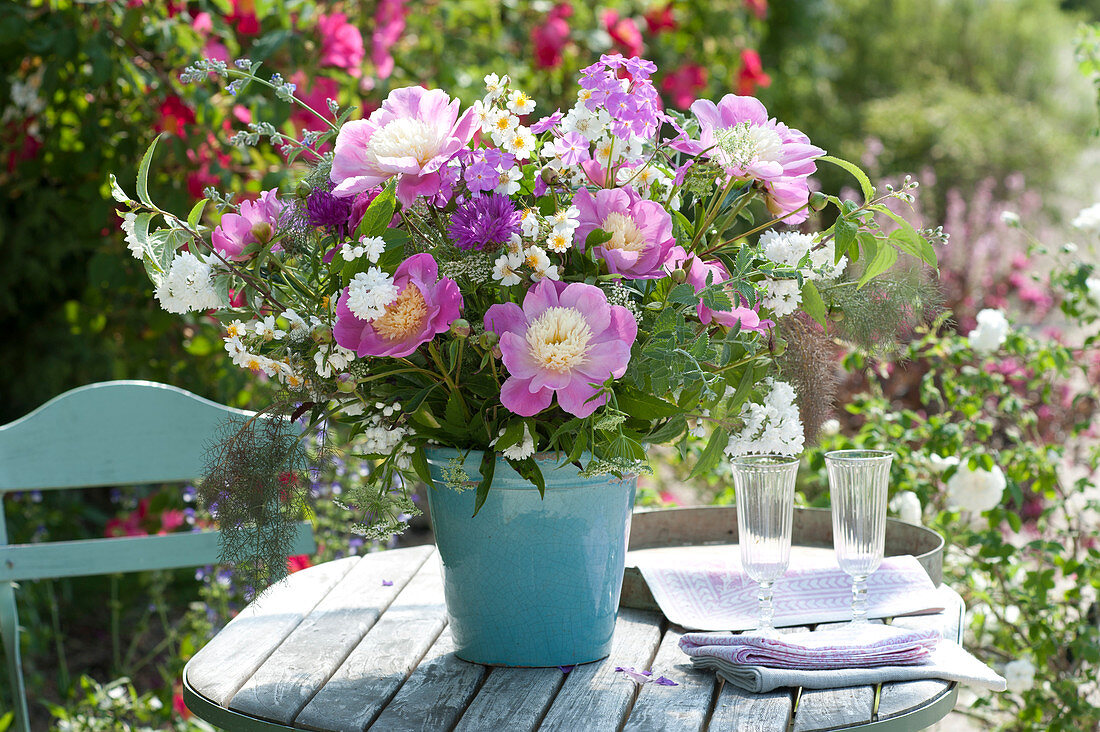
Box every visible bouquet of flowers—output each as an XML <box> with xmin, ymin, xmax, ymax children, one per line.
<box><xmin>112</xmin><ymin>54</ymin><xmax>938</xmax><ymax>582</ymax></box>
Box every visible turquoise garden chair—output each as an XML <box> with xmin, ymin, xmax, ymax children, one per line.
<box><xmin>0</xmin><ymin>381</ymin><xmax>315</xmax><ymax>731</ymax></box>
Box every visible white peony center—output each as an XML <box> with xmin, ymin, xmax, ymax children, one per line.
<box><xmin>714</xmin><ymin>122</ymin><xmax>784</xmax><ymax>170</ymax></box>
<box><xmin>601</xmin><ymin>211</ymin><xmax>647</xmax><ymax>253</ymax></box>
<box><xmin>367</xmin><ymin>118</ymin><xmax>445</xmax><ymax>167</ymax></box>
<box><xmin>526</xmin><ymin>307</ymin><xmax>593</xmax><ymax>373</ymax></box>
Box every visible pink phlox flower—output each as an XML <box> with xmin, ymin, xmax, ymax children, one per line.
<box><xmin>554</xmin><ymin>132</ymin><xmax>591</xmax><ymax>166</ymax></box>
<box><xmin>317</xmin><ymin>12</ymin><xmax>365</xmax><ymax>78</ymax></box>
<box><xmin>671</xmin><ymin>94</ymin><xmax>823</xmax><ymax>224</ymax></box>
<box><xmin>212</xmin><ymin>188</ymin><xmax>284</xmax><ymax>260</ymax></box>
<box><xmin>572</xmin><ymin>186</ymin><xmax>676</xmax><ymax>279</ymax></box>
<box><xmin>530</xmin><ymin>109</ymin><xmax>563</xmax><ymax>135</ymax></box>
<box><xmin>372</xmin><ymin>0</ymin><xmax>409</xmax><ymax>80</ymax></box>
<box><xmin>485</xmin><ymin>279</ymin><xmax>637</xmax><ymax>418</ymax></box>
<box><xmin>334</xmin><ymin>253</ymin><xmax>463</xmax><ymax>358</ymax></box>
<box><xmin>665</xmin><ymin>246</ymin><xmax>770</xmax><ymax>330</ymax></box>
<box><xmin>329</xmin><ymin>86</ymin><xmax>478</xmax><ymax>206</ymax></box>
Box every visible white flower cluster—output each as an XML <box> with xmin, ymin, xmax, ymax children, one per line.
<box><xmin>492</xmin><ymin>423</ymin><xmax>537</xmax><ymax>460</ymax></box>
<box><xmin>945</xmin><ymin>461</ymin><xmax>1006</xmax><ymax>514</ymax></box>
<box><xmin>758</xmin><ymin>230</ymin><xmax>846</xmax><ymax>318</ymax></box>
<box><xmin>154</xmin><ymin>252</ymin><xmax>223</xmax><ymax>314</ymax></box>
<box><xmin>474</xmin><ymin>74</ymin><xmax>537</xmax><ymax>166</ymax></box>
<box><xmin>314</xmin><ymin>344</ymin><xmax>356</xmax><ymax>379</ymax></box>
<box><xmin>725</xmin><ymin>379</ymin><xmax>805</xmax><ymax>456</ymax></box>
<box><xmin>341</xmin><ymin>236</ymin><xmax>386</xmax><ymax>263</ymax></box>
<box><xmin>221</xmin><ymin>315</ymin><xmax>312</xmax><ymax>388</ymax></box>
<box><xmin>360</xmin><ymin>405</ymin><xmax>414</xmax><ymax>469</ymax></box>
<box><xmin>2</xmin><ymin>70</ymin><xmax>45</xmax><ymax>123</ymax></box>
<box><xmin>969</xmin><ymin>308</ymin><xmax>1009</xmax><ymax>355</ymax></box>
<box><xmin>1072</xmin><ymin>202</ymin><xmax>1100</xmax><ymax>233</ymax></box>
<box><xmin>492</xmin><ymin>231</ymin><xmax>561</xmax><ymax>285</ymax></box>
<box><xmin>1003</xmin><ymin>658</ymin><xmax>1036</xmax><ymax>693</ymax></box>
<box><xmin>889</xmin><ymin>490</ymin><xmax>922</xmax><ymax>525</ymax></box>
<box><xmin>121</xmin><ymin>212</ymin><xmax>144</xmax><ymax>259</ymax></box>
<box><xmin>1085</xmin><ymin>277</ymin><xmax>1100</xmax><ymax>308</ymax></box>
<box><xmin>347</xmin><ymin>267</ymin><xmax>399</xmax><ymax>320</ymax></box>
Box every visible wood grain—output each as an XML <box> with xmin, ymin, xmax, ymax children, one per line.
<box><xmin>365</xmin><ymin>627</ymin><xmax>488</xmax><ymax>732</ymax></box>
<box><xmin>538</xmin><ymin>608</ymin><xmax>664</xmax><ymax>732</ymax></box>
<box><xmin>186</xmin><ymin>556</ymin><xmax>357</xmax><ymax>708</ymax></box>
<box><xmin>791</xmin><ymin>621</ymin><xmax>875</xmax><ymax>732</ymax></box>
<box><xmin>453</xmin><ymin>667</ymin><xmax>566</xmax><ymax>732</ymax></box>
<box><xmin>622</xmin><ymin>625</ymin><xmax>718</xmax><ymax>732</ymax></box>
<box><xmin>229</xmin><ymin>545</ymin><xmax>433</xmax><ymax>723</ymax></box>
<box><xmin>710</xmin><ymin>681</ymin><xmax>794</xmax><ymax>732</ymax></box>
<box><xmin>294</xmin><ymin>551</ymin><xmax>447</xmax><ymax>732</ymax></box>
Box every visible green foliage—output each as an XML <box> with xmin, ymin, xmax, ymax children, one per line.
<box><xmin>47</xmin><ymin>675</ymin><xmax>213</xmax><ymax>731</ymax></box>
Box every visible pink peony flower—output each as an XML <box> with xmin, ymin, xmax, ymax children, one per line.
<box><xmin>290</xmin><ymin>72</ymin><xmax>341</xmax><ymax>136</ymax></box>
<box><xmin>661</xmin><ymin>64</ymin><xmax>707</xmax><ymax>110</ymax></box>
<box><xmin>372</xmin><ymin>0</ymin><xmax>409</xmax><ymax>80</ymax></box>
<box><xmin>602</xmin><ymin>10</ymin><xmax>644</xmax><ymax>59</ymax></box>
<box><xmin>671</xmin><ymin>94</ymin><xmax>823</xmax><ymax>224</ymax></box>
<box><xmin>644</xmin><ymin>4</ymin><xmax>677</xmax><ymax>34</ymax></box>
<box><xmin>317</xmin><ymin>12</ymin><xmax>364</xmax><ymax>78</ymax></box>
<box><xmin>532</xmin><ymin>4</ymin><xmax>572</xmax><ymax>69</ymax></box>
<box><xmin>329</xmin><ymin>86</ymin><xmax>478</xmax><ymax>206</ymax></box>
<box><xmin>485</xmin><ymin>279</ymin><xmax>637</xmax><ymax>418</ymax></box>
<box><xmin>211</xmin><ymin>189</ymin><xmax>285</xmax><ymax>261</ymax></box>
<box><xmin>572</xmin><ymin>186</ymin><xmax>676</xmax><ymax>279</ymax></box>
<box><xmin>737</xmin><ymin>49</ymin><xmax>772</xmax><ymax>96</ymax></box>
<box><xmin>665</xmin><ymin>246</ymin><xmax>770</xmax><ymax>330</ymax></box>
<box><xmin>334</xmin><ymin>253</ymin><xmax>463</xmax><ymax>358</ymax></box>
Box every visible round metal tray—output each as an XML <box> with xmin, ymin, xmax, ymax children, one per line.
<box><xmin>620</xmin><ymin>506</ymin><xmax>944</xmax><ymax>610</ymax></box>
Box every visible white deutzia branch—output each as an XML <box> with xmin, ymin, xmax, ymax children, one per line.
<box><xmin>725</xmin><ymin>379</ymin><xmax>805</xmax><ymax>456</ymax></box>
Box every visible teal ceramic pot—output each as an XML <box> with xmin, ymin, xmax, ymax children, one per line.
<box><xmin>425</xmin><ymin>448</ymin><xmax>637</xmax><ymax>667</ymax></box>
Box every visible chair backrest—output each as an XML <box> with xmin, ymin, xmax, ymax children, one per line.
<box><xmin>0</xmin><ymin>381</ymin><xmax>315</xmax><ymax>731</ymax></box>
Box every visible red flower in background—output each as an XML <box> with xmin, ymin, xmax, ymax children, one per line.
<box><xmin>744</xmin><ymin>0</ymin><xmax>768</xmax><ymax>19</ymax></box>
<box><xmin>3</xmin><ymin>120</ymin><xmax>41</xmax><ymax>173</ymax></box>
<box><xmin>372</xmin><ymin>0</ymin><xmax>409</xmax><ymax>80</ymax></box>
<box><xmin>644</xmin><ymin>4</ymin><xmax>677</xmax><ymax>35</ymax></box>
<box><xmin>532</xmin><ymin>4</ymin><xmax>572</xmax><ymax>69</ymax></box>
<box><xmin>737</xmin><ymin>49</ymin><xmax>771</xmax><ymax>95</ymax></box>
<box><xmin>317</xmin><ymin>12</ymin><xmax>365</xmax><ymax>78</ymax></box>
<box><xmin>602</xmin><ymin>10</ymin><xmax>644</xmax><ymax>59</ymax></box>
<box><xmin>155</xmin><ymin>95</ymin><xmax>195</xmax><ymax>138</ymax></box>
<box><xmin>228</xmin><ymin>0</ymin><xmax>260</xmax><ymax>36</ymax></box>
<box><xmin>661</xmin><ymin>63</ymin><xmax>707</xmax><ymax>110</ymax></box>
<box><xmin>287</xmin><ymin>555</ymin><xmax>312</xmax><ymax>574</ymax></box>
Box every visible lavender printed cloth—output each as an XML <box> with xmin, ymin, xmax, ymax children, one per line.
<box><xmin>679</xmin><ymin>624</ymin><xmax>941</xmax><ymax>670</ymax></box>
<box><xmin>634</xmin><ymin>548</ymin><xmax>943</xmax><ymax>631</ymax></box>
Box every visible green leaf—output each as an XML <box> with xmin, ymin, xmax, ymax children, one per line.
<box><xmin>801</xmin><ymin>281</ymin><xmax>828</xmax><ymax>329</ymax></box>
<box><xmin>509</xmin><ymin>457</ymin><xmax>546</xmax><ymax>499</ymax></box>
<box><xmin>689</xmin><ymin>426</ymin><xmax>730</xmax><ymax>480</ymax></box>
<box><xmin>673</xmin><ymin>210</ymin><xmax>695</xmax><ymax>240</ymax></box>
<box><xmin>472</xmin><ymin>451</ymin><xmax>495</xmax><ymax>517</ymax></box>
<box><xmin>856</xmin><ymin>231</ymin><xmax>879</xmax><ymax>265</ymax></box>
<box><xmin>726</xmin><ymin>362</ymin><xmax>759</xmax><ymax>413</ymax></box>
<box><xmin>355</xmin><ymin>180</ymin><xmax>397</xmax><ymax>240</ymax></box>
<box><xmin>616</xmin><ymin>389</ymin><xmax>681</xmax><ymax>420</ymax></box>
<box><xmin>701</xmin><ymin>285</ymin><xmax>733</xmax><ymax>313</ymax></box>
<box><xmin>646</xmin><ymin>414</ymin><xmax>688</xmax><ymax>443</ymax></box>
<box><xmin>186</xmin><ymin>198</ymin><xmax>208</xmax><ymax>230</ymax></box>
<box><xmin>410</xmin><ymin>447</ymin><xmax>435</xmax><ymax>489</ymax></box>
<box><xmin>667</xmin><ymin>283</ymin><xmax>698</xmax><ymax>306</ymax></box>
<box><xmin>136</xmin><ymin>133</ymin><xmax>165</xmax><ymax>207</ymax></box>
<box><xmin>494</xmin><ymin>420</ymin><xmax>527</xmax><ymax>452</ymax></box>
<box><xmin>108</xmin><ymin>173</ymin><xmax>131</xmax><ymax>203</ymax></box>
<box><xmin>834</xmin><ymin>216</ymin><xmax>857</xmax><ymax>253</ymax></box>
<box><xmin>888</xmin><ymin>227</ymin><xmax>938</xmax><ymax>268</ymax></box>
<box><xmin>857</xmin><ymin>242</ymin><xmax>899</xmax><ymax>289</ymax></box>
<box><xmin>819</xmin><ymin>154</ymin><xmax>875</xmax><ymax>202</ymax></box>
<box><xmin>585</xmin><ymin>228</ymin><xmax>613</xmax><ymax>249</ymax></box>
<box><xmin>566</xmin><ymin>428</ymin><xmax>588</xmax><ymax>465</ymax></box>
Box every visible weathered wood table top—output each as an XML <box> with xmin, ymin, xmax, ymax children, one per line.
<box><xmin>184</xmin><ymin>543</ymin><xmax>963</xmax><ymax>732</ymax></box>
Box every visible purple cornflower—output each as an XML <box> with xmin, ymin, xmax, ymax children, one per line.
<box><xmin>447</xmin><ymin>194</ymin><xmax>521</xmax><ymax>251</ymax></box>
<box><xmin>306</xmin><ymin>185</ymin><xmax>353</xmax><ymax>234</ymax></box>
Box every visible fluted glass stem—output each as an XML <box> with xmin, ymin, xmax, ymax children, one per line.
<box><xmin>850</xmin><ymin>574</ymin><xmax>869</xmax><ymax>624</ymax></box>
<box><xmin>757</xmin><ymin>580</ymin><xmax>776</xmax><ymax>635</ymax></box>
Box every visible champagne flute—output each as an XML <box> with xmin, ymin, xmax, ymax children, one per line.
<box><xmin>824</xmin><ymin>449</ymin><xmax>894</xmax><ymax>624</ymax></box>
<box><xmin>731</xmin><ymin>454</ymin><xmax>800</xmax><ymax>637</ymax></box>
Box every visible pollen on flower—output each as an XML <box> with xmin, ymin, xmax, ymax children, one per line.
<box><xmin>372</xmin><ymin>283</ymin><xmax>428</xmax><ymax>341</ymax></box>
<box><xmin>602</xmin><ymin>212</ymin><xmax>647</xmax><ymax>252</ymax></box>
<box><xmin>525</xmin><ymin>306</ymin><xmax>593</xmax><ymax>372</ymax></box>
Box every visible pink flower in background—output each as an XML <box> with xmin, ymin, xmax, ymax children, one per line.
<box><xmin>644</xmin><ymin>4</ymin><xmax>677</xmax><ymax>34</ymax></box>
<box><xmin>737</xmin><ymin>49</ymin><xmax>771</xmax><ymax>96</ymax></box>
<box><xmin>666</xmin><ymin>246</ymin><xmax>769</xmax><ymax>330</ymax></box>
<box><xmin>335</xmin><ymin>253</ymin><xmax>463</xmax><ymax>358</ymax></box>
<box><xmin>191</xmin><ymin>11</ymin><xmax>213</xmax><ymax>34</ymax></box>
<box><xmin>212</xmin><ymin>189</ymin><xmax>285</xmax><ymax>260</ymax></box>
<box><xmin>744</xmin><ymin>0</ymin><xmax>768</xmax><ymax>20</ymax></box>
<box><xmin>672</xmin><ymin>94</ymin><xmax>823</xmax><ymax>224</ymax></box>
<box><xmin>485</xmin><ymin>280</ymin><xmax>637</xmax><ymax>418</ymax></box>
<box><xmin>290</xmin><ymin>72</ymin><xmax>341</xmax><ymax>135</ymax></box>
<box><xmin>532</xmin><ymin>4</ymin><xmax>572</xmax><ymax>69</ymax></box>
<box><xmin>227</xmin><ymin>0</ymin><xmax>260</xmax><ymax>35</ymax></box>
<box><xmin>602</xmin><ymin>10</ymin><xmax>644</xmax><ymax>59</ymax></box>
<box><xmin>287</xmin><ymin>555</ymin><xmax>312</xmax><ymax>573</ymax></box>
<box><xmin>317</xmin><ymin>12</ymin><xmax>364</xmax><ymax>78</ymax></box>
<box><xmin>329</xmin><ymin>86</ymin><xmax>477</xmax><ymax>206</ymax></box>
<box><xmin>372</xmin><ymin>0</ymin><xmax>409</xmax><ymax>80</ymax></box>
<box><xmin>662</xmin><ymin>64</ymin><xmax>707</xmax><ymax>110</ymax></box>
<box><xmin>572</xmin><ymin>186</ymin><xmax>675</xmax><ymax>279</ymax></box>
<box><xmin>155</xmin><ymin>95</ymin><xmax>195</xmax><ymax>138</ymax></box>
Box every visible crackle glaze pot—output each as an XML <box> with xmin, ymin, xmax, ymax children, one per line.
<box><xmin>424</xmin><ymin>448</ymin><xmax>637</xmax><ymax>667</ymax></box>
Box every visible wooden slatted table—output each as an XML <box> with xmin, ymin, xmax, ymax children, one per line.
<box><xmin>183</xmin><ymin>542</ymin><xmax>963</xmax><ymax>731</ymax></box>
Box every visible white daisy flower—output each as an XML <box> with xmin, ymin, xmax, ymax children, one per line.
<box><xmin>546</xmin><ymin>229</ymin><xmax>572</xmax><ymax>254</ymax></box>
<box><xmin>507</xmin><ymin>89</ymin><xmax>536</xmax><ymax>116</ymax></box>
<box><xmin>483</xmin><ymin>73</ymin><xmax>505</xmax><ymax>100</ymax></box>
<box><xmin>519</xmin><ymin>208</ymin><xmax>541</xmax><ymax>238</ymax></box>
<box><xmin>492</xmin><ymin>251</ymin><xmax>524</xmax><ymax>286</ymax></box>
<box><xmin>494</xmin><ymin>166</ymin><xmax>523</xmax><ymax>196</ymax></box>
<box><xmin>502</xmin><ymin>127</ymin><xmax>536</xmax><ymax>160</ymax></box>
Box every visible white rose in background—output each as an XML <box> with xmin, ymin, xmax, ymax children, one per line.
<box><xmin>1004</xmin><ymin>659</ymin><xmax>1036</xmax><ymax>693</ymax></box>
<box><xmin>946</xmin><ymin>462</ymin><xmax>1006</xmax><ymax>513</ymax></box>
<box><xmin>928</xmin><ymin>454</ymin><xmax>960</xmax><ymax>474</ymax></box>
<box><xmin>889</xmin><ymin>491</ymin><xmax>922</xmax><ymax>524</ymax></box>
<box><xmin>1071</xmin><ymin>202</ymin><xmax>1100</xmax><ymax>233</ymax></box>
<box><xmin>1086</xmin><ymin>277</ymin><xmax>1100</xmax><ymax>307</ymax></box>
<box><xmin>969</xmin><ymin>308</ymin><xmax>1009</xmax><ymax>354</ymax></box>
